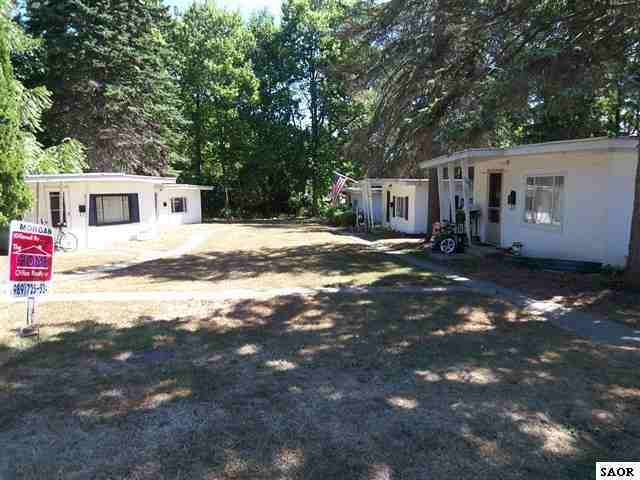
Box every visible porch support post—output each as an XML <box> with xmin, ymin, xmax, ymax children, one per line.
<box><xmin>367</xmin><ymin>181</ymin><xmax>374</xmax><ymax>227</ymax></box>
<box><xmin>448</xmin><ymin>162</ymin><xmax>455</xmax><ymax>223</ymax></box>
<box><xmin>436</xmin><ymin>166</ymin><xmax>445</xmax><ymax>223</ymax></box>
<box><xmin>462</xmin><ymin>159</ymin><xmax>472</xmax><ymax>245</ymax></box>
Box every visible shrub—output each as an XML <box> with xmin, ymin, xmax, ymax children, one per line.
<box><xmin>324</xmin><ymin>207</ymin><xmax>355</xmax><ymax>227</ymax></box>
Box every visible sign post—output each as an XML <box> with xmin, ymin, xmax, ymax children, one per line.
<box><xmin>7</xmin><ymin>220</ymin><xmax>54</xmax><ymax>337</ymax></box>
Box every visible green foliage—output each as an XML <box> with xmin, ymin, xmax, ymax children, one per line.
<box><xmin>23</xmin><ymin>0</ymin><xmax>183</xmax><ymax>175</ymax></box>
<box><xmin>280</xmin><ymin>0</ymin><xmax>361</xmax><ymax>213</ymax></box>
<box><xmin>169</xmin><ymin>1</ymin><xmax>362</xmax><ymax>217</ymax></box>
<box><xmin>171</xmin><ymin>2</ymin><xmax>259</xmax><ymax>205</ymax></box>
<box><xmin>24</xmin><ymin>137</ymin><xmax>87</xmax><ymax>174</ymax></box>
<box><xmin>0</xmin><ymin>0</ymin><xmax>31</xmax><ymax>227</ymax></box>
<box><xmin>325</xmin><ymin>206</ymin><xmax>355</xmax><ymax>227</ymax></box>
<box><xmin>345</xmin><ymin>0</ymin><xmax>640</xmax><ymax>169</ymax></box>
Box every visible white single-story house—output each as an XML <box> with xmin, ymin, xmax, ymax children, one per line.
<box><xmin>345</xmin><ymin>178</ymin><xmax>430</xmax><ymax>234</ymax></box>
<box><xmin>344</xmin><ymin>182</ymin><xmax>383</xmax><ymax>225</ymax></box>
<box><xmin>23</xmin><ymin>173</ymin><xmax>213</xmax><ymax>249</ymax></box>
<box><xmin>420</xmin><ymin>136</ymin><xmax>639</xmax><ymax>267</ymax></box>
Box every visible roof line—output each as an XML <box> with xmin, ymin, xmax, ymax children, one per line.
<box><xmin>419</xmin><ymin>136</ymin><xmax>639</xmax><ymax>169</ymax></box>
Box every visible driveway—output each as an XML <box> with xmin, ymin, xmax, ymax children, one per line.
<box><xmin>0</xmin><ymin>222</ymin><xmax>638</xmax><ymax>479</ymax></box>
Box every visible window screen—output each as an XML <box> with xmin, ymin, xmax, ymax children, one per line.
<box><xmin>524</xmin><ymin>176</ymin><xmax>564</xmax><ymax>226</ymax></box>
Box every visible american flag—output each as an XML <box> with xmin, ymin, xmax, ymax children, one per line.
<box><xmin>330</xmin><ymin>173</ymin><xmax>349</xmax><ymax>203</ymax></box>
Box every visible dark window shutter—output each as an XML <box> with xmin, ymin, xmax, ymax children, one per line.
<box><xmin>89</xmin><ymin>195</ymin><xmax>97</xmax><ymax>226</ymax></box>
<box><xmin>386</xmin><ymin>191</ymin><xmax>391</xmax><ymax>222</ymax></box>
<box><xmin>405</xmin><ymin>196</ymin><xmax>409</xmax><ymax>220</ymax></box>
<box><xmin>128</xmin><ymin>194</ymin><xmax>140</xmax><ymax>223</ymax></box>
<box><xmin>392</xmin><ymin>196</ymin><xmax>396</xmax><ymax>217</ymax></box>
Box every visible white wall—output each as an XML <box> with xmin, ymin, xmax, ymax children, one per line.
<box><xmin>382</xmin><ymin>183</ymin><xmax>429</xmax><ymax>234</ymax></box>
<box><xmin>25</xmin><ymin>180</ymin><xmax>205</xmax><ymax>249</ymax></box>
<box><xmin>471</xmin><ymin>149</ymin><xmax>637</xmax><ymax>266</ymax></box>
<box><xmin>157</xmin><ymin>188</ymin><xmax>203</xmax><ymax>226</ymax></box>
<box><xmin>348</xmin><ymin>190</ymin><xmax>383</xmax><ymax>224</ymax></box>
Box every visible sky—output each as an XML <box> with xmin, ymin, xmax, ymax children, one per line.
<box><xmin>163</xmin><ymin>0</ymin><xmax>283</xmax><ymax>20</ymax></box>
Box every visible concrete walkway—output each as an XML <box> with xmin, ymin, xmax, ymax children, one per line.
<box><xmin>354</xmin><ymin>235</ymin><xmax>640</xmax><ymax>348</ymax></box>
<box><xmin>55</xmin><ymin>229</ymin><xmax>215</xmax><ymax>279</ymax></box>
<box><xmin>5</xmin><ymin>285</ymin><xmax>463</xmax><ymax>304</ymax></box>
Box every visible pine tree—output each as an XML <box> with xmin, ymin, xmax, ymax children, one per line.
<box><xmin>24</xmin><ymin>0</ymin><xmax>183</xmax><ymax>175</ymax></box>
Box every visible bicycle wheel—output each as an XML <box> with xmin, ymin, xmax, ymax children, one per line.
<box><xmin>439</xmin><ymin>236</ymin><xmax>457</xmax><ymax>255</ymax></box>
<box><xmin>59</xmin><ymin>231</ymin><xmax>78</xmax><ymax>252</ymax></box>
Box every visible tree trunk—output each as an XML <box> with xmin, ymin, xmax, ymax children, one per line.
<box><xmin>625</xmin><ymin>143</ymin><xmax>640</xmax><ymax>289</ymax></box>
<box><xmin>415</xmin><ymin>128</ymin><xmax>439</xmax><ymax>237</ymax></box>
<box><xmin>193</xmin><ymin>93</ymin><xmax>203</xmax><ymax>176</ymax></box>
<box><xmin>309</xmin><ymin>69</ymin><xmax>320</xmax><ymax>216</ymax></box>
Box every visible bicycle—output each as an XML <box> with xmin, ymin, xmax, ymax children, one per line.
<box><xmin>55</xmin><ymin>222</ymin><xmax>78</xmax><ymax>252</ymax></box>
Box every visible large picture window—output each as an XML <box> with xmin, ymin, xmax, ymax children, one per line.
<box><xmin>171</xmin><ymin>197</ymin><xmax>187</xmax><ymax>213</ymax></box>
<box><xmin>89</xmin><ymin>194</ymin><xmax>140</xmax><ymax>226</ymax></box>
<box><xmin>524</xmin><ymin>175</ymin><xmax>564</xmax><ymax>226</ymax></box>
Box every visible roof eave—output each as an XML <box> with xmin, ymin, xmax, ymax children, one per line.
<box><xmin>419</xmin><ymin>136</ymin><xmax>639</xmax><ymax>170</ymax></box>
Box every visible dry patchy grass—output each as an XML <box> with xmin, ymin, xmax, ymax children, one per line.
<box><xmin>56</xmin><ymin>223</ymin><xmax>448</xmax><ymax>293</ymax></box>
<box><xmin>1</xmin><ymin>293</ymin><xmax>639</xmax><ymax>479</ymax></box>
<box><xmin>411</xmin><ymin>247</ymin><xmax>640</xmax><ymax>329</ymax></box>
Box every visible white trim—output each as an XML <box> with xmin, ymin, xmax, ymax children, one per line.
<box><xmin>358</xmin><ymin>178</ymin><xmax>430</xmax><ymax>185</ymax></box>
<box><xmin>521</xmin><ymin>172</ymin><xmax>567</xmax><ymax>232</ymax></box>
<box><xmin>26</xmin><ymin>173</ymin><xmax>177</xmax><ymax>184</ymax></box>
<box><xmin>419</xmin><ymin>136</ymin><xmax>639</xmax><ymax>169</ymax></box>
<box><xmin>25</xmin><ymin>172</ymin><xmax>214</xmax><ymax>191</ymax></box>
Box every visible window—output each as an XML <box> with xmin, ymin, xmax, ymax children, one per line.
<box><xmin>394</xmin><ymin>196</ymin><xmax>409</xmax><ymax>220</ymax></box>
<box><xmin>171</xmin><ymin>197</ymin><xmax>187</xmax><ymax>213</ymax></box>
<box><xmin>89</xmin><ymin>194</ymin><xmax>140</xmax><ymax>226</ymax></box>
<box><xmin>524</xmin><ymin>175</ymin><xmax>564</xmax><ymax>226</ymax></box>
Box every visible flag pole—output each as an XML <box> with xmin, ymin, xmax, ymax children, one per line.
<box><xmin>333</xmin><ymin>171</ymin><xmax>358</xmax><ymax>184</ymax></box>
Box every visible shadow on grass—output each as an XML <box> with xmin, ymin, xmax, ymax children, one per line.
<box><xmin>88</xmin><ymin>242</ymin><xmax>449</xmax><ymax>288</ymax></box>
<box><xmin>1</xmin><ymin>293</ymin><xmax>639</xmax><ymax>479</ymax></box>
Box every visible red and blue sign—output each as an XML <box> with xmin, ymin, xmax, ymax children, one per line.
<box><xmin>8</xmin><ymin>220</ymin><xmax>54</xmax><ymax>298</ymax></box>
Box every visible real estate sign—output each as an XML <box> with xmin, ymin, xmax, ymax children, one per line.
<box><xmin>8</xmin><ymin>220</ymin><xmax>54</xmax><ymax>298</ymax></box>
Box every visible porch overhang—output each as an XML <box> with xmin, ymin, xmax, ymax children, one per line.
<box><xmin>419</xmin><ymin>136</ymin><xmax>638</xmax><ymax>170</ymax></box>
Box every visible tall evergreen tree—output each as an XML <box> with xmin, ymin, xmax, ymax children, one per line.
<box><xmin>23</xmin><ymin>0</ymin><xmax>182</xmax><ymax>175</ymax></box>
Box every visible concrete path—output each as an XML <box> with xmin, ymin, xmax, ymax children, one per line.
<box><xmin>56</xmin><ymin>229</ymin><xmax>215</xmax><ymax>279</ymax></box>
<box><xmin>5</xmin><ymin>285</ymin><xmax>464</xmax><ymax>304</ymax></box>
<box><xmin>354</xmin><ymin>235</ymin><xmax>640</xmax><ymax>348</ymax></box>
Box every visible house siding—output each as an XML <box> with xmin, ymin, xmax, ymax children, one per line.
<box><xmin>382</xmin><ymin>183</ymin><xmax>429</xmax><ymax>234</ymax></box>
<box><xmin>471</xmin><ymin>149</ymin><xmax>636</xmax><ymax>266</ymax></box>
<box><xmin>25</xmin><ymin>180</ymin><xmax>206</xmax><ymax>249</ymax></box>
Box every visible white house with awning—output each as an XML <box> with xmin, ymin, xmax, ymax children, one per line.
<box><xmin>420</xmin><ymin>136</ymin><xmax>639</xmax><ymax>267</ymax></box>
<box><xmin>345</xmin><ymin>178</ymin><xmax>430</xmax><ymax>234</ymax></box>
<box><xmin>23</xmin><ymin>173</ymin><xmax>213</xmax><ymax>249</ymax></box>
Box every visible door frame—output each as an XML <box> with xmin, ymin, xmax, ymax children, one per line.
<box><xmin>45</xmin><ymin>187</ymin><xmax>71</xmax><ymax>229</ymax></box>
<box><xmin>485</xmin><ymin>170</ymin><xmax>503</xmax><ymax>246</ymax></box>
